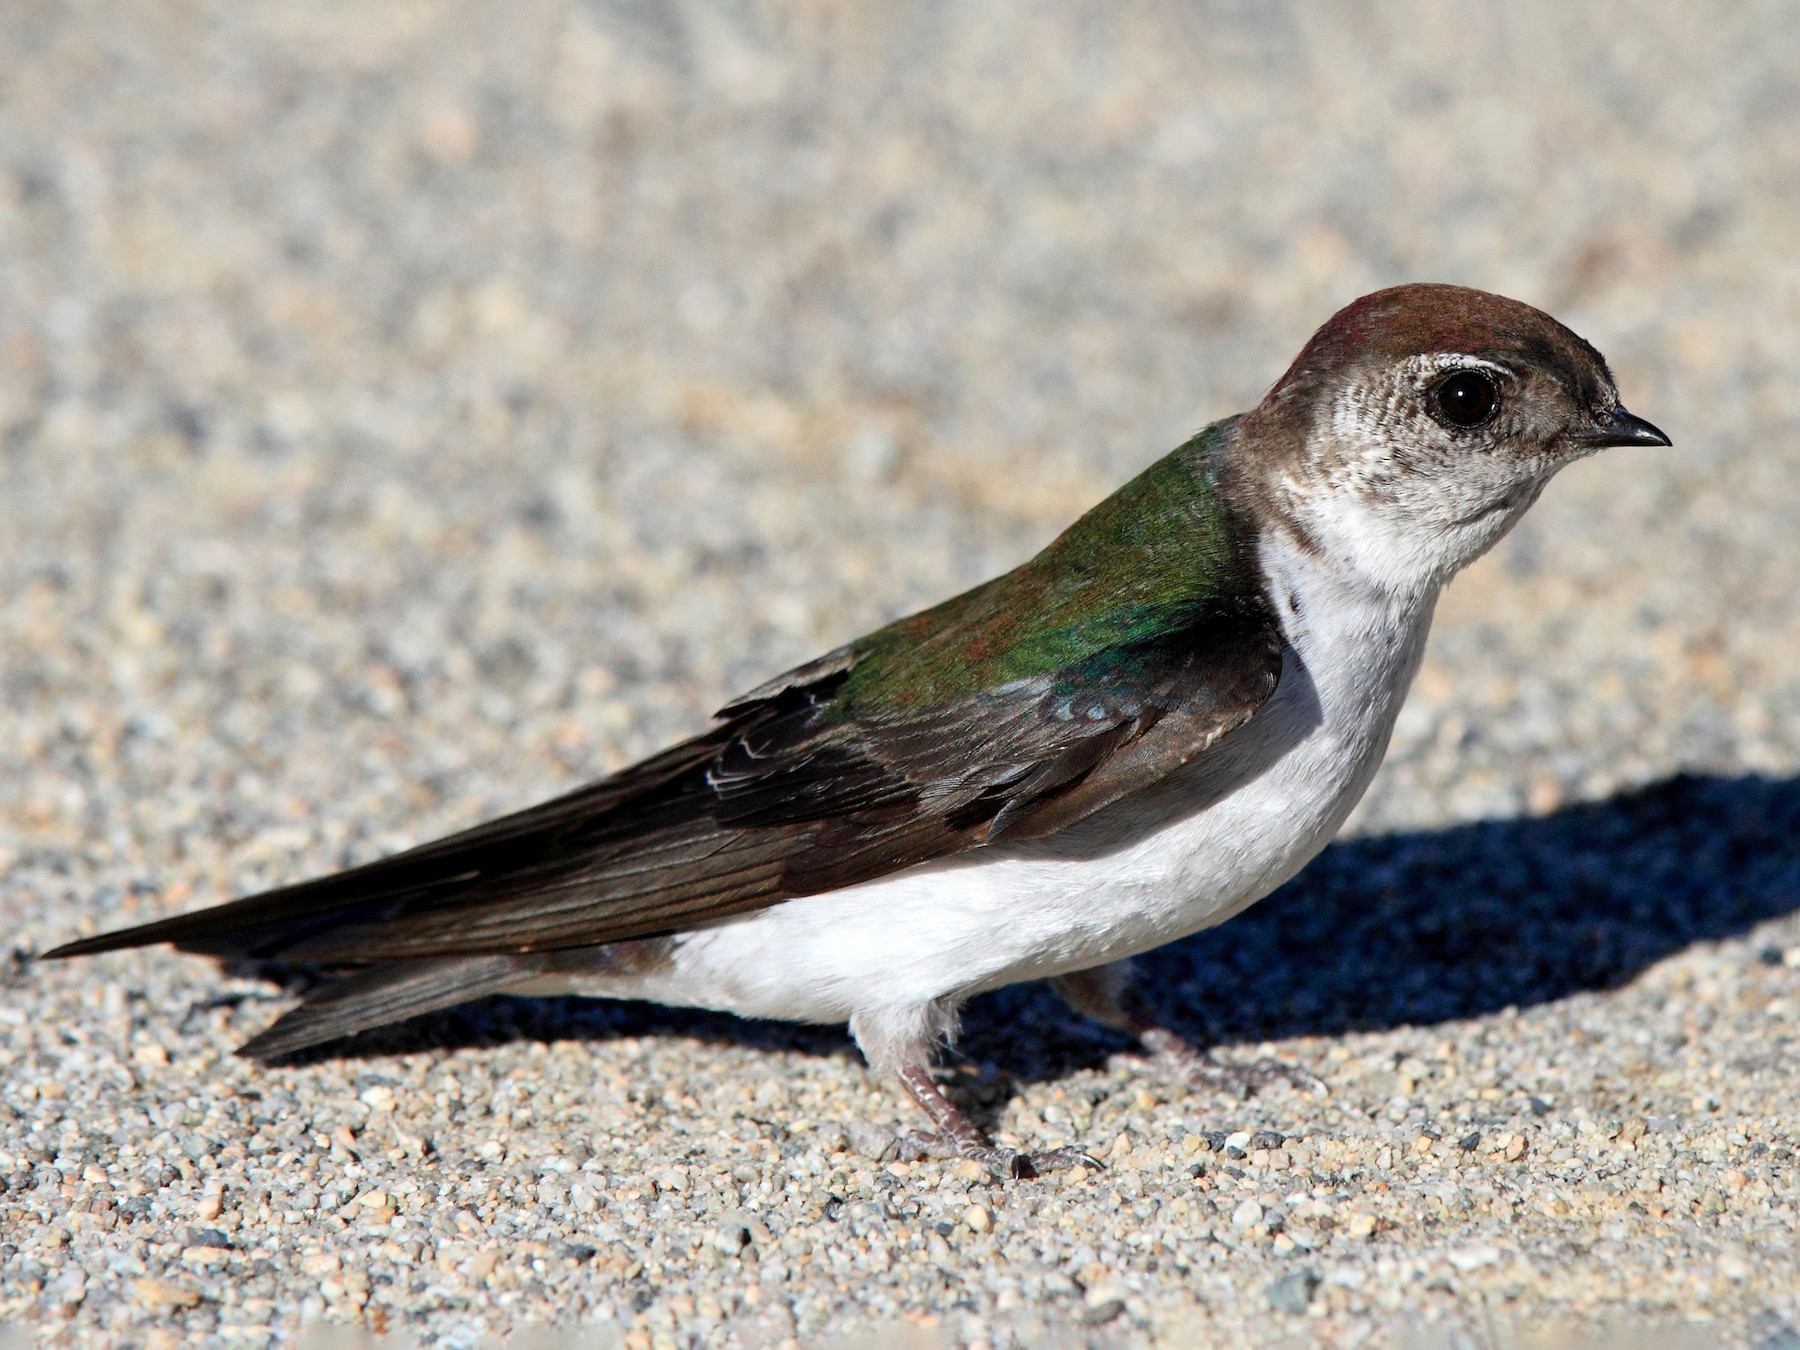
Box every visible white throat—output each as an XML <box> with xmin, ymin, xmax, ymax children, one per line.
<box><xmin>1278</xmin><ymin>380</ymin><xmax>1558</xmax><ymax>597</ymax></box>
<box><xmin>1258</xmin><ymin>523</ymin><xmax>1440</xmax><ymax>724</ymax></box>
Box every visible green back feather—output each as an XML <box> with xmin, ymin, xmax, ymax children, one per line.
<box><xmin>835</xmin><ymin>418</ymin><xmax>1262</xmax><ymax>715</ymax></box>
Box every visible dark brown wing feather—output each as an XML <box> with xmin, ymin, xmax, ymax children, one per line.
<box><xmin>233</xmin><ymin>956</ymin><xmax>547</xmax><ymax>1061</ymax></box>
<box><xmin>47</xmin><ymin>608</ymin><xmax>1282</xmax><ymax>965</ymax></box>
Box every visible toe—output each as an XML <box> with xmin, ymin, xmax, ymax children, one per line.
<box><xmin>1184</xmin><ymin>1055</ymin><xmax>1329</xmax><ymax>1100</ymax></box>
<box><xmin>1018</xmin><ymin>1146</ymin><xmax>1106</xmax><ymax>1178</ymax></box>
<box><xmin>1252</xmin><ymin>1057</ymin><xmax>1330</xmax><ymax>1097</ymax></box>
<box><xmin>893</xmin><ymin>1129</ymin><xmax>956</xmax><ymax>1162</ymax></box>
<box><xmin>982</xmin><ymin>1147</ymin><xmax>1025</xmax><ymax>1181</ymax></box>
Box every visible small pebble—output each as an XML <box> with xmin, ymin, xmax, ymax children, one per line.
<box><xmin>132</xmin><ymin>1279</ymin><xmax>200</xmax><ymax>1310</ymax></box>
<box><xmin>1267</xmin><ymin>1269</ymin><xmax>1321</xmax><ymax>1315</ymax></box>
<box><xmin>1080</xmin><ymin>1289</ymin><xmax>1127</xmax><ymax>1326</ymax></box>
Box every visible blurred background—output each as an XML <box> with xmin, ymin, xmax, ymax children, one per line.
<box><xmin>3</xmin><ymin>0</ymin><xmax>1800</xmax><ymax>900</ymax></box>
<box><xmin>4</xmin><ymin>1</ymin><xmax>1796</xmax><ymax>893</ymax></box>
<box><xmin>3</xmin><ymin>2</ymin><xmax>1799</xmax><ymax>1344</ymax></box>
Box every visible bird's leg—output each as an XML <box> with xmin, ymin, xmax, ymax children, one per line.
<box><xmin>1054</xmin><ymin>962</ymin><xmax>1327</xmax><ymax>1099</ymax></box>
<box><xmin>851</xmin><ymin>1003</ymin><xmax>1102</xmax><ymax>1179</ymax></box>
<box><xmin>890</xmin><ymin>1063</ymin><xmax>1103</xmax><ymax>1181</ymax></box>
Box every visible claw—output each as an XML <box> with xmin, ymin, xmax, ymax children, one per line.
<box><xmin>890</xmin><ymin>1129</ymin><xmax>1101</xmax><ymax>1180</ymax></box>
<box><xmin>1184</xmin><ymin>1054</ymin><xmax>1329</xmax><ymax>1100</ymax></box>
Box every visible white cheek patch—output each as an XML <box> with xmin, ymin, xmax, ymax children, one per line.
<box><xmin>1291</xmin><ymin>354</ymin><xmax>1542</xmax><ymax>590</ymax></box>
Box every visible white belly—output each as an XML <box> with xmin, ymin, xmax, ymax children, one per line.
<box><xmin>533</xmin><ymin>543</ymin><xmax>1438</xmax><ymax>1031</ymax></box>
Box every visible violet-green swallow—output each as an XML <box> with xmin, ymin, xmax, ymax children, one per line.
<box><xmin>49</xmin><ymin>284</ymin><xmax>1669</xmax><ymax>1178</ymax></box>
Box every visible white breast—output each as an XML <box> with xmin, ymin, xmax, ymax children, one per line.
<box><xmin>555</xmin><ymin>533</ymin><xmax>1440</xmax><ymax>1031</ymax></box>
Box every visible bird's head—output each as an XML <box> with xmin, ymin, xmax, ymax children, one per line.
<box><xmin>1239</xmin><ymin>283</ymin><xmax>1669</xmax><ymax>594</ymax></box>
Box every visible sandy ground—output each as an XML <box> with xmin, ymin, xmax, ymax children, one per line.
<box><xmin>3</xmin><ymin>2</ymin><xmax>1800</xmax><ymax>1346</ymax></box>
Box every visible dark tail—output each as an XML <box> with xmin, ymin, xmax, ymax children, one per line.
<box><xmin>40</xmin><ymin>730</ymin><xmax>749</xmax><ymax>964</ymax></box>
<box><xmin>235</xmin><ymin>955</ymin><xmax>548</xmax><ymax>1061</ymax></box>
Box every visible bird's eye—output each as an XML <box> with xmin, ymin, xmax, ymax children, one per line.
<box><xmin>1432</xmin><ymin>369</ymin><xmax>1499</xmax><ymax>428</ymax></box>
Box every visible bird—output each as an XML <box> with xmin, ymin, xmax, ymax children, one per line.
<box><xmin>47</xmin><ymin>283</ymin><xmax>1670</xmax><ymax>1178</ymax></box>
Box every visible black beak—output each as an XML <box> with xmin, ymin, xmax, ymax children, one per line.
<box><xmin>1573</xmin><ymin>405</ymin><xmax>1672</xmax><ymax>449</ymax></box>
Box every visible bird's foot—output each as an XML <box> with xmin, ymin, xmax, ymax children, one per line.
<box><xmin>1163</xmin><ymin>1044</ymin><xmax>1328</xmax><ymax>1099</ymax></box>
<box><xmin>888</xmin><ymin>1062</ymin><xmax>1103</xmax><ymax>1180</ymax></box>
<box><xmin>891</xmin><ymin>1130</ymin><xmax>1103</xmax><ymax>1180</ymax></box>
<box><xmin>1182</xmin><ymin>1053</ymin><xmax>1329</xmax><ymax>1099</ymax></box>
<box><xmin>1054</xmin><ymin>965</ymin><xmax>1329</xmax><ymax>1100</ymax></box>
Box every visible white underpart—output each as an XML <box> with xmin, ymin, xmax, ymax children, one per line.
<box><xmin>523</xmin><ymin>525</ymin><xmax>1446</xmax><ymax>1074</ymax></box>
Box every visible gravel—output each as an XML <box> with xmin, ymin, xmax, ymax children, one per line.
<box><xmin>1268</xmin><ymin>1269</ymin><xmax>1321</xmax><ymax>1316</ymax></box>
<box><xmin>4</xmin><ymin>2</ymin><xmax>1800</xmax><ymax>1346</ymax></box>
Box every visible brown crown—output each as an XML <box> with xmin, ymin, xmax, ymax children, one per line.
<box><xmin>1264</xmin><ymin>283</ymin><xmax>1614</xmax><ymax>411</ymax></box>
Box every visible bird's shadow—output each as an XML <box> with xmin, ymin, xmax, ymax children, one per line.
<box><xmin>276</xmin><ymin>772</ymin><xmax>1800</xmax><ymax>1119</ymax></box>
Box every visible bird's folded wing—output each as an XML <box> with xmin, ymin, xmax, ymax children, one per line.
<box><xmin>47</xmin><ymin>603</ymin><xmax>1282</xmax><ymax>965</ymax></box>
